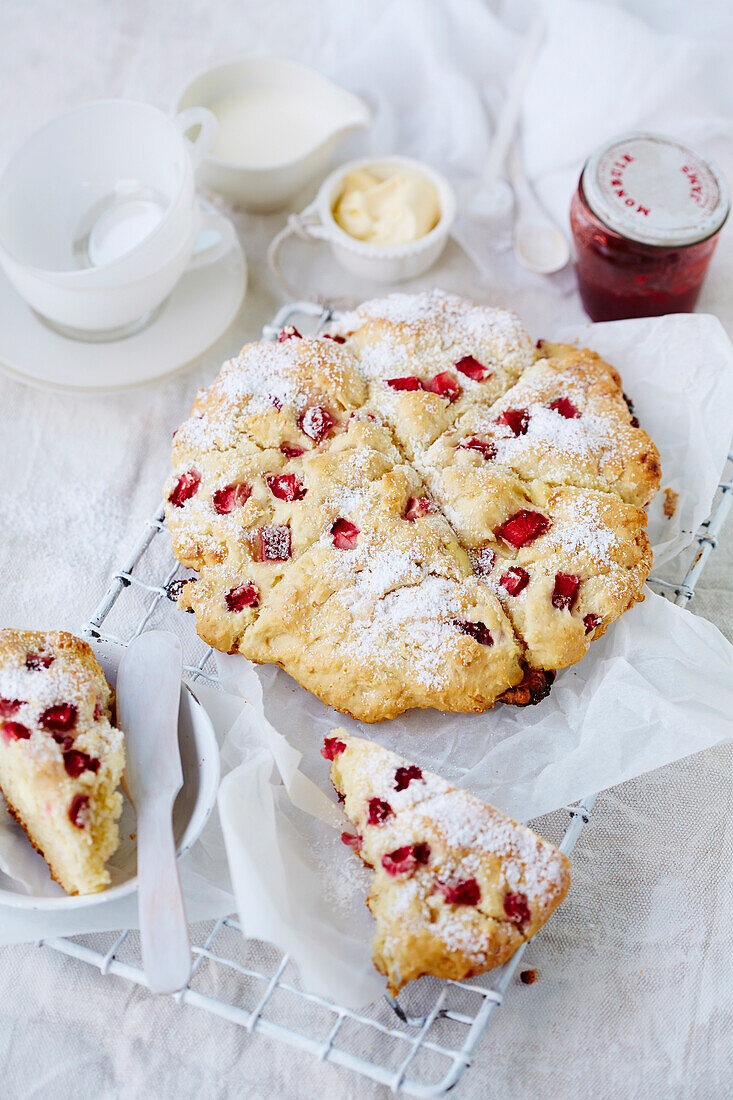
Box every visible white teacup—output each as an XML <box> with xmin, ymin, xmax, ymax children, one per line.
<box><xmin>0</xmin><ymin>100</ymin><xmax>236</xmax><ymax>340</ymax></box>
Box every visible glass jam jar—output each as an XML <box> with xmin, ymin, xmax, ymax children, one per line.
<box><xmin>570</xmin><ymin>132</ymin><xmax>729</xmax><ymax>321</ymax></box>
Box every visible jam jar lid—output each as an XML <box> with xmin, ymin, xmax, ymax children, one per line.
<box><xmin>582</xmin><ymin>132</ymin><xmax>730</xmax><ymax>247</ymax></box>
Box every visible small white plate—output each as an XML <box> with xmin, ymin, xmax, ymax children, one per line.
<box><xmin>0</xmin><ymin>214</ymin><xmax>246</xmax><ymax>393</ymax></box>
<box><xmin>0</xmin><ymin>638</ymin><xmax>221</xmax><ymax>909</ymax></box>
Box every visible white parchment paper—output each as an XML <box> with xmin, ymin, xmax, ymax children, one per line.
<box><xmin>216</xmin><ymin>313</ymin><xmax>733</xmax><ymax>1006</ymax></box>
<box><xmin>2</xmin><ymin>314</ymin><xmax>732</xmax><ymax>1001</ymax></box>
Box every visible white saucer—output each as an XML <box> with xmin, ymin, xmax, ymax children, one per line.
<box><xmin>0</xmin><ymin>220</ymin><xmax>247</xmax><ymax>393</ymax></box>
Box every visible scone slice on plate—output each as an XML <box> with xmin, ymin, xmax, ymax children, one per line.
<box><xmin>425</xmin><ymin>342</ymin><xmax>660</xmax><ymax>508</ymax></box>
<box><xmin>324</xmin><ymin>732</ymin><xmax>570</xmax><ymax>994</ymax></box>
<box><xmin>0</xmin><ymin>629</ymin><xmax>125</xmax><ymax>895</ymax></box>
<box><xmin>483</xmin><ymin>484</ymin><xmax>652</xmax><ymax>670</ymax></box>
<box><xmin>331</xmin><ymin>290</ymin><xmax>538</xmax><ymax>456</ymax></box>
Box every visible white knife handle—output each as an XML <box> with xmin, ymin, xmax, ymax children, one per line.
<box><xmin>137</xmin><ymin>794</ymin><xmax>191</xmax><ymax>994</ymax></box>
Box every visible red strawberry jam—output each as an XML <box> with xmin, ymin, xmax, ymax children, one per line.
<box><xmin>500</xmin><ymin>567</ymin><xmax>530</xmax><ymax>596</ymax></box>
<box><xmin>299</xmin><ymin>406</ymin><xmax>335</xmax><ymax>443</ymax></box>
<box><xmin>552</xmin><ymin>573</ymin><xmax>580</xmax><ymax>611</ymax></box>
<box><xmin>437</xmin><ymin>878</ymin><xmax>481</xmax><ymax>905</ymax></box>
<box><xmin>504</xmin><ymin>890</ymin><xmax>531</xmax><ymax>927</ymax></box>
<box><xmin>40</xmin><ymin>704</ymin><xmax>77</xmax><ymax>734</ymax></box>
<box><xmin>280</xmin><ymin>442</ymin><xmax>305</xmax><ymax>458</ymax></box>
<box><xmin>266</xmin><ymin>473</ymin><xmax>307</xmax><ymax>501</ymax></box>
<box><xmin>213</xmin><ymin>483</ymin><xmax>251</xmax><ymax>514</ymax></box>
<box><xmin>499</xmin><ymin>408</ymin><xmax>530</xmax><ymax>436</ymax></box>
<box><xmin>454</xmin><ymin>355</ymin><xmax>491</xmax><ymax>381</ymax></box>
<box><xmin>550</xmin><ymin>397</ymin><xmax>580</xmax><ymax>419</ymax></box>
<box><xmin>405</xmin><ymin>497</ymin><xmax>433</xmax><ymax>521</ymax></box>
<box><xmin>331</xmin><ymin>519</ymin><xmax>359</xmax><ymax>549</ymax></box>
<box><xmin>259</xmin><ymin>525</ymin><xmax>291</xmax><ymax>561</ymax></box>
<box><xmin>321</xmin><ymin>736</ymin><xmax>346</xmax><ymax>761</ymax></box>
<box><xmin>455</xmin><ymin>620</ymin><xmax>493</xmax><ymax>646</ymax></box>
<box><xmin>226</xmin><ymin>582</ymin><xmax>259</xmax><ymax>612</ymax></box>
<box><xmin>68</xmin><ymin>794</ymin><xmax>90</xmax><ymax>828</ymax></box>
<box><xmin>367</xmin><ymin>797</ymin><xmax>393</xmax><ymax>825</ymax></box>
<box><xmin>169</xmin><ymin>470</ymin><xmax>201</xmax><ymax>508</ymax></box>
<box><xmin>63</xmin><ymin>750</ymin><xmax>100</xmax><ymax>778</ymax></box>
<box><xmin>394</xmin><ymin>765</ymin><xmax>422</xmax><ymax>791</ymax></box>
<box><xmin>381</xmin><ymin>843</ymin><xmax>431</xmax><ymax>876</ymax></box>
<box><xmin>496</xmin><ymin>510</ymin><xmax>549</xmax><ymax>548</ymax></box>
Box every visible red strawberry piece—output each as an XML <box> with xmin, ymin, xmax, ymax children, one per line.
<box><xmin>469</xmin><ymin>547</ymin><xmax>496</xmax><ymax>576</ymax></box>
<box><xmin>226</xmin><ymin>581</ymin><xmax>259</xmax><ymax>612</ymax></box>
<box><xmin>53</xmin><ymin>733</ymin><xmax>75</xmax><ymax>752</ymax></box>
<box><xmin>437</xmin><ymin>878</ymin><xmax>481</xmax><ymax>906</ymax></box>
<box><xmin>324</xmin><ymin>333</ymin><xmax>346</xmax><ymax>344</ymax></box>
<box><xmin>213</xmin><ymin>483</ymin><xmax>252</xmax><ymax>514</ymax></box>
<box><xmin>458</xmin><ymin>437</ymin><xmax>497</xmax><ymax>461</ymax></box>
<box><xmin>550</xmin><ymin>397</ymin><xmax>580</xmax><ymax>419</ymax></box>
<box><xmin>266</xmin><ymin>473</ymin><xmax>307</xmax><ymax>502</ymax></box>
<box><xmin>584</xmin><ymin>613</ymin><xmax>602</xmax><ymax>635</ymax></box>
<box><xmin>331</xmin><ymin>518</ymin><xmax>360</xmax><ymax>549</ymax></box>
<box><xmin>381</xmin><ymin>843</ymin><xmax>431</xmax><ymax>876</ymax></box>
<box><xmin>404</xmin><ymin>496</ymin><xmax>433</xmax><ymax>521</ymax></box>
<box><xmin>63</xmin><ymin>750</ymin><xmax>100</xmax><ymax>778</ymax></box>
<box><xmin>269</xmin><ymin>395</ymin><xmax>283</xmax><ymax>411</ymax></box>
<box><xmin>1</xmin><ymin>721</ymin><xmax>31</xmax><ymax>743</ymax></box>
<box><xmin>454</xmin><ymin>355</ymin><xmax>491</xmax><ymax>381</ymax></box>
<box><xmin>394</xmin><ymin>765</ymin><xmax>423</xmax><ymax>791</ymax></box>
<box><xmin>386</xmin><ymin>376</ymin><xmax>424</xmax><ymax>392</ymax></box>
<box><xmin>341</xmin><ymin>832</ymin><xmax>362</xmax><ymax>850</ymax></box>
<box><xmin>278</xmin><ymin>325</ymin><xmax>301</xmax><ymax>342</ymax></box>
<box><xmin>321</xmin><ymin>736</ymin><xmax>346</xmax><ymax>761</ymax></box>
<box><xmin>496</xmin><ymin>510</ymin><xmax>549</xmax><ymax>548</ymax></box>
<box><xmin>25</xmin><ymin>652</ymin><xmax>54</xmax><ymax>670</ymax></box>
<box><xmin>630</xmin><ymin>416</ymin><xmax>640</xmax><ymax>428</ymax></box>
<box><xmin>498</xmin><ymin>407</ymin><xmax>530</xmax><ymax>436</ymax></box>
<box><xmin>455</xmin><ymin>620</ymin><xmax>493</xmax><ymax>646</ymax></box>
<box><xmin>504</xmin><ymin>890</ymin><xmax>531</xmax><ymax>927</ymax></box>
<box><xmin>367</xmin><ymin>797</ymin><xmax>393</xmax><ymax>825</ymax></box>
<box><xmin>168</xmin><ymin>469</ymin><xmax>201</xmax><ymax>508</ymax></box>
<box><xmin>552</xmin><ymin>573</ymin><xmax>580</xmax><ymax>611</ymax></box>
<box><xmin>258</xmin><ymin>524</ymin><xmax>291</xmax><ymax>561</ymax></box>
<box><xmin>500</xmin><ymin>566</ymin><xmax>530</xmax><ymax>596</ymax></box>
<box><xmin>0</xmin><ymin>698</ymin><xmax>22</xmax><ymax>718</ymax></box>
<box><xmin>280</xmin><ymin>442</ymin><xmax>305</xmax><ymax>458</ymax></box>
<box><xmin>93</xmin><ymin>699</ymin><xmax>105</xmax><ymax>720</ymax></box>
<box><xmin>68</xmin><ymin>794</ymin><xmax>90</xmax><ymax>829</ymax></box>
<box><xmin>426</xmin><ymin>371</ymin><xmax>461</xmax><ymax>402</ymax></box>
<box><xmin>40</xmin><ymin>704</ymin><xmax>77</xmax><ymax>734</ymax></box>
<box><xmin>299</xmin><ymin>406</ymin><xmax>335</xmax><ymax>442</ymax></box>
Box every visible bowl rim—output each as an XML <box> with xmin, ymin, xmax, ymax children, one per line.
<box><xmin>313</xmin><ymin>154</ymin><xmax>457</xmax><ymax>259</ymax></box>
<box><xmin>0</xmin><ymin>674</ymin><xmax>220</xmax><ymax>911</ymax></box>
<box><xmin>173</xmin><ymin>55</ymin><xmax>370</xmax><ymax>173</ymax></box>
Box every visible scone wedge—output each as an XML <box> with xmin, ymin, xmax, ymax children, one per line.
<box><xmin>324</xmin><ymin>730</ymin><xmax>570</xmax><ymax>994</ymax></box>
<box><xmin>0</xmin><ymin>629</ymin><xmax>125</xmax><ymax>895</ymax></box>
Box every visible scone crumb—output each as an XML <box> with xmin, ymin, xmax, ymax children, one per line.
<box><xmin>663</xmin><ymin>487</ymin><xmax>679</xmax><ymax>518</ymax></box>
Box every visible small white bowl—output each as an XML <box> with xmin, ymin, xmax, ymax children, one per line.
<box><xmin>175</xmin><ymin>57</ymin><xmax>371</xmax><ymax>212</ymax></box>
<box><xmin>286</xmin><ymin>156</ymin><xmax>456</xmax><ymax>284</ymax></box>
<box><xmin>0</xmin><ymin>639</ymin><xmax>220</xmax><ymax>910</ymax></box>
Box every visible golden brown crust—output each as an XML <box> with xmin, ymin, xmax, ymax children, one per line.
<box><xmin>165</xmin><ymin>292</ymin><xmax>659</xmax><ymax>722</ymax></box>
<box><xmin>327</xmin><ymin>731</ymin><xmax>570</xmax><ymax>993</ymax></box>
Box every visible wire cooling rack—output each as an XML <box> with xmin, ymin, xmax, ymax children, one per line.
<box><xmin>39</xmin><ymin>302</ymin><xmax>733</xmax><ymax>1098</ymax></box>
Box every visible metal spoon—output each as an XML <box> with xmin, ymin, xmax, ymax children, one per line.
<box><xmin>509</xmin><ymin>144</ymin><xmax>570</xmax><ymax>275</ymax></box>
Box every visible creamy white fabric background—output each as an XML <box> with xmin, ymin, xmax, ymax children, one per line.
<box><xmin>1</xmin><ymin>0</ymin><xmax>732</xmax><ymax>1097</ymax></box>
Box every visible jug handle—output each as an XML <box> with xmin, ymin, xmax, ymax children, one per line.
<box><xmin>175</xmin><ymin>107</ymin><xmax>218</xmax><ymax>170</ymax></box>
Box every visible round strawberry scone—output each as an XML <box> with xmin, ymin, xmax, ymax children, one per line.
<box><xmin>165</xmin><ymin>291</ymin><xmax>661</xmax><ymax>722</ymax></box>
<box><xmin>324</xmin><ymin>731</ymin><xmax>570</xmax><ymax>994</ymax></box>
<box><xmin>0</xmin><ymin>629</ymin><xmax>125</xmax><ymax>895</ymax></box>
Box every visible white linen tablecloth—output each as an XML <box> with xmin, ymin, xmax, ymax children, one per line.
<box><xmin>1</xmin><ymin>1</ymin><xmax>732</xmax><ymax>1097</ymax></box>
